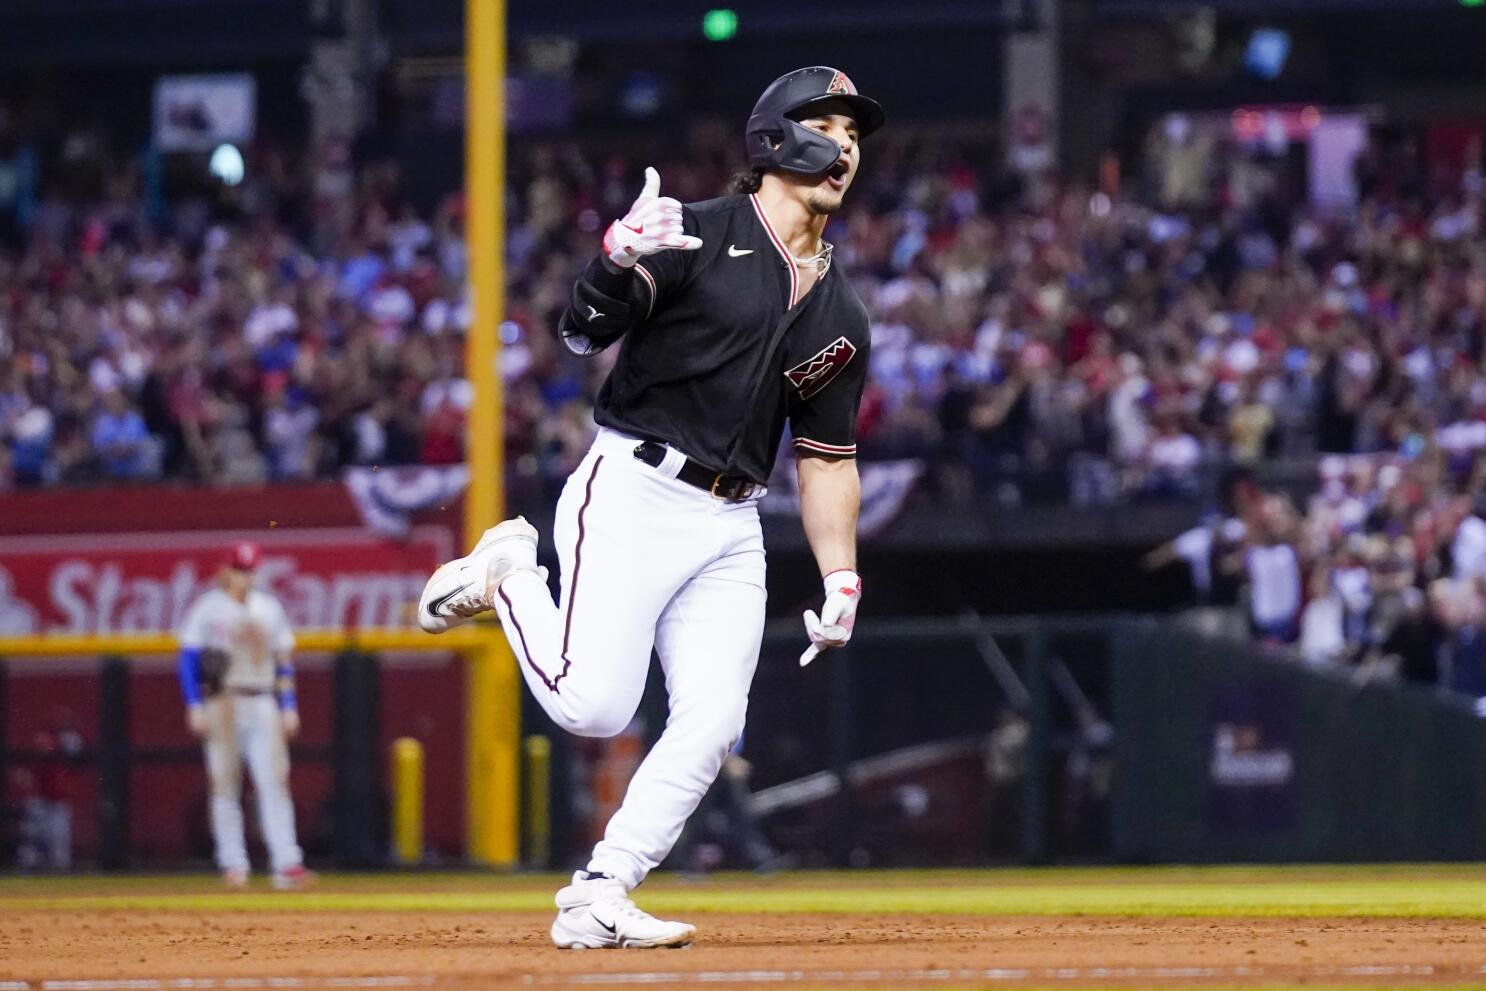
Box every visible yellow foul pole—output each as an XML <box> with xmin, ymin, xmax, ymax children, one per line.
<box><xmin>464</xmin><ymin>0</ymin><xmax>519</xmax><ymax>867</ymax></box>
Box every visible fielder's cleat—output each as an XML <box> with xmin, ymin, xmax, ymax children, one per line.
<box><xmin>419</xmin><ymin>517</ymin><xmax>540</xmax><ymax>633</ymax></box>
<box><xmin>221</xmin><ymin>867</ymin><xmax>249</xmax><ymax>889</ymax></box>
<box><xmin>271</xmin><ymin>864</ymin><xmax>317</xmax><ymax>891</ymax></box>
<box><xmin>550</xmin><ymin>872</ymin><xmax>696</xmax><ymax>949</ymax></box>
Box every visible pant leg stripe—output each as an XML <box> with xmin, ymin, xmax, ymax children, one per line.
<box><xmin>554</xmin><ymin>454</ymin><xmax>604</xmax><ymax>690</ymax></box>
<box><xmin>496</xmin><ymin>584</ymin><xmax>556</xmax><ymax>692</ymax></box>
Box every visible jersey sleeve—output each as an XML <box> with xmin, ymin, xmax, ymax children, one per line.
<box><xmin>557</xmin><ymin>207</ymin><xmax>698</xmax><ymax>355</ymax></box>
<box><xmin>177</xmin><ymin>596</ymin><xmax>210</xmax><ymax>649</ymax></box>
<box><xmin>788</xmin><ymin>325</ymin><xmax>872</xmax><ymax>460</ymax></box>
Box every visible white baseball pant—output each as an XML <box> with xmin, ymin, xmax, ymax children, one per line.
<box><xmin>493</xmin><ymin>427</ymin><xmax>767</xmax><ymax>890</ymax></box>
<box><xmin>203</xmin><ymin>694</ymin><xmax>304</xmax><ymax>874</ymax></box>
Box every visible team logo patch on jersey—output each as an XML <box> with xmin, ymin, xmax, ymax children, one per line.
<box><xmin>826</xmin><ymin>71</ymin><xmax>855</xmax><ymax>96</ymax></box>
<box><xmin>785</xmin><ymin>336</ymin><xmax>857</xmax><ymax>401</ymax></box>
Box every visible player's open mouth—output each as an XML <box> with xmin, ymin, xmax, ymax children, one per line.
<box><xmin>825</xmin><ymin>160</ymin><xmax>849</xmax><ymax>190</ymax></box>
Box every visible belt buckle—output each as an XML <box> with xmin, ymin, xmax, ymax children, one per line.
<box><xmin>711</xmin><ymin>474</ymin><xmax>755</xmax><ymax>502</ymax></box>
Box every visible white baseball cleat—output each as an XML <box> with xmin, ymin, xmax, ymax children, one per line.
<box><xmin>271</xmin><ymin>864</ymin><xmax>318</xmax><ymax>891</ymax></box>
<box><xmin>221</xmin><ymin>867</ymin><xmax>249</xmax><ymax>889</ymax></box>
<box><xmin>419</xmin><ymin>517</ymin><xmax>541</xmax><ymax>634</ymax></box>
<box><xmin>550</xmin><ymin>872</ymin><xmax>696</xmax><ymax>949</ymax></box>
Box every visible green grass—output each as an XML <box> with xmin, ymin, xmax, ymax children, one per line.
<box><xmin>2</xmin><ymin>864</ymin><xmax>1486</xmax><ymax>918</ymax></box>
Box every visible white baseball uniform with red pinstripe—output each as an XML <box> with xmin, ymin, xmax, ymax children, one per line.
<box><xmin>517</xmin><ymin>178</ymin><xmax>872</xmax><ymax>890</ymax></box>
<box><xmin>491</xmin><ymin>426</ymin><xmax>767</xmax><ymax>888</ymax></box>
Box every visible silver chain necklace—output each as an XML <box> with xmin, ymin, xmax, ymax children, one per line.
<box><xmin>787</xmin><ymin>240</ymin><xmax>834</xmax><ymax>273</ymax></box>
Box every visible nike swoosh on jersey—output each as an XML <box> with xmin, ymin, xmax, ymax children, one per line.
<box><xmin>427</xmin><ymin>581</ymin><xmax>474</xmax><ymax>617</ymax></box>
<box><xmin>728</xmin><ymin>245</ymin><xmax>754</xmax><ymax>257</ymax></box>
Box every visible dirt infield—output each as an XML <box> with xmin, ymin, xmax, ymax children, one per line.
<box><xmin>4</xmin><ymin>909</ymin><xmax>1486</xmax><ymax>988</ymax></box>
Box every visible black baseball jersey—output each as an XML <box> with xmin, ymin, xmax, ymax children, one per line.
<box><xmin>557</xmin><ymin>193</ymin><xmax>871</xmax><ymax>486</ymax></box>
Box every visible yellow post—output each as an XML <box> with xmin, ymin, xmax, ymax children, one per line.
<box><xmin>464</xmin><ymin>0</ymin><xmax>505</xmax><ymax>538</ymax></box>
<box><xmin>465</xmin><ymin>639</ymin><xmax>520</xmax><ymax>865</ymax></box>
<box><xmin>523</xmin><ymin>735</ymin><xmax>552</xmax><ymax>867</ymax></box>
<box><xmin>464</xmin><ymin>0</ymin><xmax>518</xmax><ymax>866</ymax></box>
<box><xmin>391</xmin><ymin>737</ymin><xmax>425</xmax><ymax>865</ymax></box>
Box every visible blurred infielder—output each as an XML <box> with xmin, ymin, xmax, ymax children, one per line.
<box><xmin>177</xmin><ymin>541</ymin><xmax>314</xmax><ymax>890</ymax></box>
<box><xmin>420</xmin><ymin>67</ymin><xmax>882</xmax><ymax>947</ymax></box>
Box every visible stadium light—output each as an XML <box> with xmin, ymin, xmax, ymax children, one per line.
<box><xmin>702</xmin><ymin>8</ymin><xmax>738</xmax><ymax>40</ymax></box>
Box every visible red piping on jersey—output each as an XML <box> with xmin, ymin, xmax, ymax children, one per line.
<box><xmin>794</xmin><ymin>437</ymin><xmax>857</xmax><ymax>455</ymax></box>
<box><xmin>749</xmin><ymin>194</ymin><xmax>799</xmax><ymax>309</ymax></box>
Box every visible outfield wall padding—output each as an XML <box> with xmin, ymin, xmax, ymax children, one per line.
<box><xmin>1112</xmin><ymin>624</ymin><xmax>1486</xmax><ymax>862</ymax></box>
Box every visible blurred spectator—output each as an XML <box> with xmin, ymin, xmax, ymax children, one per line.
<box><xmin>90</xmin><ymin>390</ymin><xmax>157</xmax><ymax>481</ymax></box>
<box><xmin>263</xmin><ymin>388</ymin><xmax>320</xmax><ymax>480</ymax></box>
<box><xmin>1238</xmin><ymin>495</ymin><xmax>1303</xmax><ymax>645</ymax></box>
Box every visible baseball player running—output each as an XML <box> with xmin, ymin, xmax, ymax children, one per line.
<box><xmin>420</xmin><ymin>66</ymin><xmax>882</xmax><ymax>947</ymax></box>
<box><xmin>177</xmin><ymin>542</ymin><xmax>314</xmax><ymax>890</ymax></box>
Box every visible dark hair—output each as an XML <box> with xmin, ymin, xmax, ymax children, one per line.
<box><xmin>729</xmin><ymin>168</ymin><xmax>764</xmax><ymax>195</ymax></box>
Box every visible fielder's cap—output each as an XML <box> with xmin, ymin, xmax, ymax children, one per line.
<box><xmin>225</xmin><ymin>541</ymin><xmax>262</xmax><ymax>571</ymax></box>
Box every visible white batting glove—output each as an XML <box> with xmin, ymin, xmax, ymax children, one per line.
<box><xmin>602</xmin><ymin>166</ymin><xmax>703</xmax><ymax>269</ymax></box>
<box><xmin>800</xmin><ymin>569</ymin><xmax>862</xmax><ymax>667</ymax></box>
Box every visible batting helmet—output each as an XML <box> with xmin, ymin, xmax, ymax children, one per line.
<box><xmin>745</xmin><ymin>66</ymin><xmax>885</xmax><ymax>177</ymax></box>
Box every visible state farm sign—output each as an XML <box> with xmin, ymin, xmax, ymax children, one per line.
<box><xmin>0</xmin><ymin>527</ymin><xmax>452</xmax><ymax>635</ymax></box>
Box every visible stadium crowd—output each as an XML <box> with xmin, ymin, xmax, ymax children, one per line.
<box><xmin>3</xmin><ymin>119</ymin><xmax>1486</xmax><ymax>502</ymax></box>
<box><xmin>8</xmin><ymin>114</ymin><xmax>1486</xmax><ymax>693</ymax></box>
<box><xmin>1150</xmin><ymin>447</ymin><xmax>1486</xmax><ymax>700</ymax></box>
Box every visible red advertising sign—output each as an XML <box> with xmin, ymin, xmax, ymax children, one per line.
<box><xmin>0</xmin><ymin>527</ymin><xmax>452</xmax><ymax>635</ymax></box>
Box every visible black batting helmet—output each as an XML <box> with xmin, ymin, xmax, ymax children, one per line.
<box><xmin>745</xmin><ymin>66</ymin><xmax>885</xmax><ymax>176</ymax></box>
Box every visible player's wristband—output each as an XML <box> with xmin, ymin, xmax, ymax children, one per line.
<box><xmin>275</xmin><ymin>665</ymin><xmax>297</xmax><ymax>711</ymax></box>
<box><xmin>823</xmin><ymin>569</ymin><xmax>861</xmax><ymax>597</ymax></box>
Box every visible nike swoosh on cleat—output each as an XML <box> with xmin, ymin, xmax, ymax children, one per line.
<box><xmin>427</xmin><ymin>580</ymin><xmax>474</xmax><ymax>617</ymax></box>
<box><xmin>590</xmin><ymin>912</ymin><xmax>617</xmax><ymax>935</ymax></box>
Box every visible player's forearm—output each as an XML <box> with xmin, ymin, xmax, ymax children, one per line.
<box><xmin>797</xmin><ymin>455</ymin><xmax>860</xmax><ymax>576</ymax></box>
<box><xmin>559</xmin><ymin>257</ymin><xmax>645</xmax><ymax>354</ymax></box>
<box><xmin>177</xmin><ymin>647</ymin><xmax>204</xmax><ymax>708</ymax></box>
<box><xmin>275</xmin><ymin>660</ymin><xmax>298</xmax><ymax>711</ymax></box>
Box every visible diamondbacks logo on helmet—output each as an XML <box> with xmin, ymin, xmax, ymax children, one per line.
<box><xmin>785</xmin><ymin>336</ymin><xmax>857</xmax><ymax>400</ymax></box>
<box><xmin>826</xmin><ymin>71</ymin><xmax>856</xmax><ymax>96</ymax></box>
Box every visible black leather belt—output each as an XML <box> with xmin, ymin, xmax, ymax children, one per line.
<box><xmin>632</xmin><ymin>441</ymin><xmax>760</xmax><ymax>502</ymax></box>
<box><xmin>228</xmin><ymin>687</ymin><xmax>271</xmax><ymax>697</ymax></box>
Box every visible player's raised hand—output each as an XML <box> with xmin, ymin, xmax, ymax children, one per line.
<box><xmin>800</xmin><ymin>569</ymin><xmax>861</xmax><ymax>666</ymax></box>
<box><xmin>602</xmin><ymin>166</ymin><xmax>703</xmax><ymax>269</ymax></box>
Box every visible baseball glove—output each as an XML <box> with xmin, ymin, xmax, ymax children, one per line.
<box><xmin>198</xmin><ymin>647</ymin><xmax>229</xmax><ymax>697</ymax></box>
